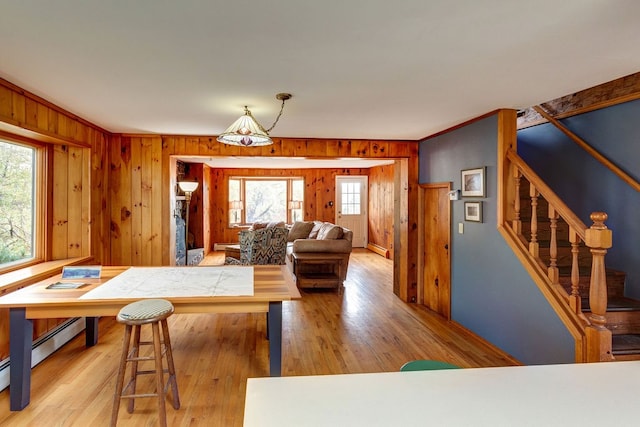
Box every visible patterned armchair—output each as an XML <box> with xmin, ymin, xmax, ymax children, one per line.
<box><xmin>225</xmin><ymin>227</ymin><xmax>288</xmax><ymax>265</ymax></box>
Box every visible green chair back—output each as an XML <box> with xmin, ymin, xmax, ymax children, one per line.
<box><xmin>400</xmin><ymin>360</ymin><xmax>461</xmax><ymax>372</ymax></box>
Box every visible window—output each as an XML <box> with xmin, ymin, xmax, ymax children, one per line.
<box><xmin>228</xmin><ymin>177</ymin><xmax>304</xmax><ymax>225</ymax></box>
<box><xmin>0</xmin><ymin>139</ymin><xmax>40</xmax><ymax>270</ymax></box>
<box><xmin>340</xmin><ymin>181</ymin><xmax>361</xmax><ymax>215</ymax></box>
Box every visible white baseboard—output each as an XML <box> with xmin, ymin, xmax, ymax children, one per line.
<box><xmin>214</xmin><ymin>243</ymin><xmax>237</xmax><ymax>251</ymax></box>
<box><xmin>0</xmin><ymin>318</ymin><xmax>85</xmax><ymax>391</ymax></box>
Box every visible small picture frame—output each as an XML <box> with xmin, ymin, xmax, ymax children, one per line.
<box><xmin>461</xmin><ymin>167</ymin><xmax>486</xmax><ymax>197</ymax></box>
<box><xmin>464</xmin><ymin>201</ymin><xmax>483</xmax><ymax>222</ymax></box>
<box><xmin>62</xmin><ymin>265</ymin><xmax>102</xmax><ymax>279</ymax></box>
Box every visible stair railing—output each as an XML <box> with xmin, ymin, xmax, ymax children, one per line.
<box><xmin>503</xmin><ymin>149</ymin><xmax>613</xmax><ymax>362</ymax></box>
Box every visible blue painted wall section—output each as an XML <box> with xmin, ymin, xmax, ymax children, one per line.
<box><xmin>419</xmin><ymin>114</ymin><xmax>574</xmax><ymax>365</ymax></box>
<box><xmin>518</xmin><ymin>99</ymin><xmax>640</xmax><ymax>299</ymax></box>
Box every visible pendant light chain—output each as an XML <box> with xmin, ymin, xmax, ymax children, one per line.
<box><xmin>265</xmin><ymin>97</ymin><xmax>287</xmax><ymax>134</ymax></box>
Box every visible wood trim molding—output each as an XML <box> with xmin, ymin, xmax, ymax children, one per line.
<box><xmin>0</xmin><ymin>78</ymin><xmax>110</xmax><ymax>136</ymax></box>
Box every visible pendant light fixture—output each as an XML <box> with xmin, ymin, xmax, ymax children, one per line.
<box><xmin>217</xmin><ymin>93</ymin><xmax>292</xmax><ymax>147</ymax></box>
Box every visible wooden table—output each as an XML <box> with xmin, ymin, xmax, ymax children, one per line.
<box><xmin>244</xmin><ymin>361</ymin><xmax>640</xmax><ymax>426</ymax></box>
<box><xmin>0</xmin><ymin>265</ymin><xmax>300</xmax><ymax>411</ymax></box>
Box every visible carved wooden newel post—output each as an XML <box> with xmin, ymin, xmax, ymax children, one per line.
<box><xmin>585</xmin><ymin>212</ymin><xmax>613</xmax><ymax>362</ymax></box>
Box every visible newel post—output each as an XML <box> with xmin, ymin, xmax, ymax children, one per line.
<box><xmin>584</xmin><ymin>212</ymin><xmax>613</xmax><ymax>362</ymax></box>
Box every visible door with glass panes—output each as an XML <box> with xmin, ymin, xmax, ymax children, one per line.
<box><xmin>335</xmin><ymin>176</ymin><xmax>367</xmax><ymax>248</ymax></box>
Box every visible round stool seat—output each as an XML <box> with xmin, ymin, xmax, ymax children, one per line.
<box><xmin>117</xmin><ymin>299</ymin><xmax>174</xmax><ymax>325</ymax></box>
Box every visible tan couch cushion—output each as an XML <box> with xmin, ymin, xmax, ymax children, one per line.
<box><xmin>287</xmin><ymin>221</ymin><xmax>314</xmax><ymax>242</ymax></box>
<box><xmin>317</xmin><ymin>222</ymin><xmax>344</xmax><ymax>240</ymax></box>
<box><xmin>250</xmin><ymin>221</ymin><xmax>284</xmax><ymax>231</ymax></box>
<box><xmin>308</xmin><ymin>221</ymin><xmax>324</xmax><ymax>239</ymax></box>
<box><xmin>249</xmin><ymin>222</ymin><xmax>267</xmax><ymax>231</ymax></box>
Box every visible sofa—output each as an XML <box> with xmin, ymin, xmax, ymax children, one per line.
<box><xmin>285</xmin><ymin>221</ymin><xmax>353</xmax><ymax>289</ymax></box>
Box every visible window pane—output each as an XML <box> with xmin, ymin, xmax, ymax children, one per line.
<box><xmin>229</xmin><ymin>178</ymin><xmax>240</xmax><ymax>202</ymax></box>
<box><xmin>228</xmin><ymin>178</ymin><xmax>242</xmax><ymax>224</ymax></box>
<box><xmin>340</xmin><ymin>181</ymin><xmax>361</xmax><ymax>215</ymax></box>
<box><xmin>292</xmin><ymin>179</ymin><xmax>304</xmax><ymax>201</ymax></box>
<box><xmin>245</xmin><ymin>180</ymin><xmax>286</xmax><ymax>223</ymax></box>
<box><xmin>0</xmin><ymin>141</ymin><xmax>35</xmax><ymax>266</ymax></box>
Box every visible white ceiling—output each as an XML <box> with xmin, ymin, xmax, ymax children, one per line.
<box><xmin>1</xmin><ymin>1</ymin><xmax>639</xmax><ymax>141</ymax></box>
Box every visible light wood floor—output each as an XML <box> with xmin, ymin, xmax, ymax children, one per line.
<box><xmin>0</xmin><ymin>249</ymin><xmax>519</xmax><ymax>426</ymax></box>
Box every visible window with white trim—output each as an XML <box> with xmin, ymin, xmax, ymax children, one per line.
<box><xmin>228</xmin><ymin>177</ymin><xmax>304</xmax><ymax>226</ymax></box>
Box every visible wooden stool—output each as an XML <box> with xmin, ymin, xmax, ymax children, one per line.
<box><xmin>111</xmin><ymin>299</ymin><xmax>180</xmax><ymax>427</ymax></box>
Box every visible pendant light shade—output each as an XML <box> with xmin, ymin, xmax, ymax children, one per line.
<box><xmin>217</xmin><ymin>93</ymin><xmax>291</xmax><ymax>147</ymax></box>
<box><xmin>217</xmin><ymin>107</ymin><xmax>272</xmax><ymax>146</ymax></box>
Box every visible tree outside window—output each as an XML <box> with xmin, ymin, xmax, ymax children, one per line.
<box><xmin>0</xmin><ymin>140</ymin><xmax>35</xmax><ymax>266</ymax></box>
<box><xmin>228</xmin><ymin>177</ymin><xmax>304</xmax><ymax>225</ymax></box>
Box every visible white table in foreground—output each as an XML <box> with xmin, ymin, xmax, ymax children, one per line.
<box><xmin>244</xmin><ymin>361</ymin><xmax>640</xmax><ymax>427</ymax></box>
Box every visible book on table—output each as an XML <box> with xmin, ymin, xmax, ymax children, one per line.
<box><xmin>46</xmin><ymin>281</ymin><xmax>89</xmax><ymax>290</ymax></box>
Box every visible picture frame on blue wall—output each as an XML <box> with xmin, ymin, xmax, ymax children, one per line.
<box><xmin>464</xmin><ymin>201</ymin><xmax>482</xmax><ymax>222</ymax></box>
<box><xmin>461</xmin><ymin>167</ymin><xmax>486</xmax><ymax>197</ymax></box>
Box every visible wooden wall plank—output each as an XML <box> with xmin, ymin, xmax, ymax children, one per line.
<box><xmin>66</xmin><ymin>146</ymin><xmax>84</xmax><ymax>258</ymax></box>
<box><xmin>0</xmin><ymin>86</ymin><xmax>11</xmax><ymax>119</ymax></box>
<box><xmin>51</xmin><ymin>145</ymin><xmax>69</xmax><ymax>259</ymax></box>
<box><xmin>162</xmin><ymin>137</ymin><xmax>176</xmax><ymax>265</ymax></box>
<box><xmin>140</xmin><ymin>137</ymin><xmax>153</xmax><ymax>265</ymax></box>
<box><xmin>11</xmin><ymin>92</ymin><xmax>26</xmax><ymax>124</ymax></box>
<box><xmin>369</xmin><ymin>164</ymin><xmax>395</xmax><ymax>259</ymax></box>
<box><xmin>109</xmin><ymin>135</ymin><xmax>122</xmax><ymax>264</ymax></box>
<box><xmin>150</xmin><ymin>136</ymin><xmax>163</xmax><ymax>265</ymax></box>
<box><xmin>91</xmin><ymin>132</ymin><xmax>109</xmax><ymax>264</ymax></box>
<box><xmin>130</xmin><ymin>137</ymin><xmax>143</xmax><ymax>265</ymax></box>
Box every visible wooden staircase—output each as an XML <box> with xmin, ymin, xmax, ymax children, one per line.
<box><xmin>518</xmin><ymin>176</ymin><xmax>640</xmax><ymax>360</ymax></box>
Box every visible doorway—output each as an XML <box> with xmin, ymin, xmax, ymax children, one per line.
<box><xmin>335</xmin><ymin>176</ymin><xmax>368</xmax><ymax>248</ymax></box>
<box><xmin>419</xmin><ymin>183</ymin><xmax>451</xmax><ymax>319</ymax></box>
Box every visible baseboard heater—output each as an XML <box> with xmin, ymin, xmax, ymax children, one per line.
<box><xmin>214</xmin><ymin>243</ymin><xmax>237</xmax><ymax>251</ymax></box>
<box><xmin>0</xmin><ymin>317</ymin><xmax>85</xmax><ymax>391</ymax></box>
<box><xmin>367</xmin><ymin>243</ymin><xmax>390</xmax><ymax>258</ymax></box>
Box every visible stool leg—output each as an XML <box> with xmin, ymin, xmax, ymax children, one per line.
<box><xmin>111</xmin><ymin>324</ymin><xmax>132</xmax><ymax>427</ymax></box>
<box><xmin>152</xmin><ymin>322</ymin><xmax>168</xmax><ymax>427</ymax></box>
<box><xmin>126</xmin><ymin>325</ymin><xmax>142</xmax><ymax>413</ymax></box>
<box><xmin>161</xmin><ymin>319</ymin><xmax>180</xmax><ymax>409</ymax></box>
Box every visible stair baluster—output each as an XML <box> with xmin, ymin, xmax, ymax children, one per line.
<box><xmin>548</xmin><ymin>205</ymin><xmax>559</xmax><ymax>285</ymax></box>
<box><xmin>512</xmin><ymin>170</ymin><xmax>522</xmax><ymax>234</ymax></box>
<box><xmin>528</xmin><ymin>184</ymin><xmax>539</xmax><ymax>258</ymax></box>
<box><xmin>569</xmin><ymin>228</ymin><xmax>582</xmax><ymax>313</ymax></box>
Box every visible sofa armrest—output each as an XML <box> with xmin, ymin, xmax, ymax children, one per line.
<box><xmin>292</xmin><ymin>238</ymin><xmax>352</xmax><ymax>254</ymax></box>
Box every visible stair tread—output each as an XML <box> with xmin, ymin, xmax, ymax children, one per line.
<box><xmin>582</xmin><ymin>296</ymin><xmax>640</xmax><ymax>312</ymax></box>
<box><xmin>612</xmin><ymin>334</ymin><xmax>640</xmax><ymax>355</ymax></box>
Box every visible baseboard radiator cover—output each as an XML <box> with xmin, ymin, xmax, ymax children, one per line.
<box><xmin>214</xmin><ymin>243</ymin><xmax>237</xmax><ymax>251</ymax></box>
<box><xmin>0</xmin><ymin>317</ymin><xmax>85</xmax><ymax>391</ymax></box>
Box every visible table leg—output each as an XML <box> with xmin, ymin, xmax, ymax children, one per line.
<box><xmin>9</xmin><ymin>307</ymin><xmax>33</xmax><ymax>411</ymax></box>
<box><xmin>85</xmin><ymin>317</ymin><xmax>99</xmax><ymax>347</ymax></box>
<box><xmin>267</xmin><ymin>302</ymin><xmax>282</xmax><ymax>377</ymax></box>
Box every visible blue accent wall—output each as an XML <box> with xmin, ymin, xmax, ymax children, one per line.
<box><xmin>419</xmin><ymin>114</ymin><xmax>574</xmax><ymax>365</ymax></box>
<box><xmin>518</xmin><ymin>99</ymin><xmax>640</xmax><ymax>299</ymax></box>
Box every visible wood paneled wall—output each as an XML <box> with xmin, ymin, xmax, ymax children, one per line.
<box><xmin>110</xmin><ymin>135</ymin><xmax>419</xmax><ymax>302</ymax></box>
<box><xmin>209</xmin><ymin>167</ymin><xmax>372</xmax><ymax>245</ymax></box>
<box><xmin>1</xmin><ymin>76</ymin><xmax>420</xmax><ymax>303</ymax></box>
<box><xmin>0</xmin><ymin>78</ymin><xmax>110</xmax><ymax>265</ymax></box>
<box><xmin>0</xmin><ymin>78</ymin><xmax>111</xmax><ymax>359</ymax></box>
<box><xmin>369</xmin><ymin>164</ymin><xmax>395</xmax><ymax>259</ymax></box>
<box><xmin>109</xmin><ymin>135</ymin><xmax>164</xmax><ymax>266</ymax></box>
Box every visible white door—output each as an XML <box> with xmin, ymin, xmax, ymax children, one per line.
<box><xmin>335</xmin><ymin>176</ymin><xmax>368</xmax><ymax>248</ymax></box>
